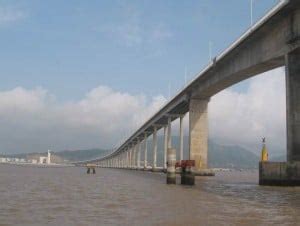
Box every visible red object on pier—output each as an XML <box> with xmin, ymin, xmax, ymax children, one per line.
<box><xmin>175</xmin><ymin>160</ymin><xmax>195</xmax><ymax>168</ymax></box>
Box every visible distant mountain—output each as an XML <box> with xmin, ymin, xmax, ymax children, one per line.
<box><xmin>208</xmin><ymin>141</ymin><xmax>259</xmax><ymax>169</ymax></box>
<box><xmin>143</xmin><ymin>136</ymin><xmax>259</xmax><ymax>169</ymax></box>
<box><xmin>55</xmin><ymin>149</ymin><xmax>109</xmax><ymax>162</ymax></box>
<box><xmin>270</xmin><ymin>154</ymin><xmax>286</xmax><ymax>162</ymax></box>
<box><xmin>2</xmin><ymin>136</ymin><xmax>260</xmax><ymax>168</ymax></box>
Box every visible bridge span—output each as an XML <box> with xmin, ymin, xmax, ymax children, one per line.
<box><xmin>78</xmin><ymin>0</ymin><xmax>300</xmax><ymax>185</ymax></box>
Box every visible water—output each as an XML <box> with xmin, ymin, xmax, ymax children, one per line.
<box><xmin>0</xmin><ymin>164</ymin><xmax>299</xmax><ymax>226</ymax></box>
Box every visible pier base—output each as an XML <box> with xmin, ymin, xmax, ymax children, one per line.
<box><xmin>181</xmin><ymin>167</ymin><xmax>195</xmax><ymax>185</ymax></box>
<box><xmin>259</xmin><ymin>161</ymin><xmax>300</xmax><ymax>186</ymax></box>
<box><xmin>192</xmin><ymin>169</ymin><xmax>215</xmax><ymax>176</ymax></box>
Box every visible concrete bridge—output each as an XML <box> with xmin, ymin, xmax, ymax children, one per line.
<box><xmin>78</xmin><ymin>0</ymin><xmax>300</xmax><ymax>185</ymax></box>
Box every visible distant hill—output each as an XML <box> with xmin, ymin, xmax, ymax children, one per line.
<box><xmin>54</xmin><ymin>149</ymin><xmax>109</xmax><ymax>162</ymax></box>
<box><xmin>208</xmin><ymin>141</ymin><xmax>259</xmax><ymax>169</ymax></box>
<box><xmin>2</xmin><ymin>137</ymin><xmax>260</xmax><ymax>168</ymax></box>
<box><xmin>270</xmin><ymin>154</ymin><xmax>286</xmax><ymax>162</ymax></box>
<box><xmin>142</xmin><ymin>136</ymin><xmax>259</xmax><ymax>169</ymax></box>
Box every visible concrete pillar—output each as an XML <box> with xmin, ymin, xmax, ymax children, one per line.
<box><xmin>123</xmin><ymin>152</ymin><xmax>125</xmax><ymax>168</ymax></box>
<box><xmin>152</xmin><ymin>126</ymin><xmax>157</xmax><ymax>170</ymax></box>
<box><xmin>128</xmin><ymin>149</ymin><xmax>131</xmax><ymax>168</ymax></box>
<box><xmin>286</xmin><ymin>48</ymin><xmax>300</xmax><ymax>162</ymax></box>
<box><xmin>133</xmin><ymin>145</ymin><xmax>137</xmax><ymax>168</ymax></box>
<box><xmin>144</xmin><ymin>133</ymin><xmax>148</xmax><ymax>169</ymax></box>
<box><xmin>164</xmin><ymin>126</ymin><xmax>168</xmax><ymax>169</ymax></box>
<box><xmin>189</xmin><ymin>98</ymin><xmax>209</xmax><ymax>170</ymax></box>
<box><xmin>131</xmin><ymin>148</ymin><xmax>134</xmax><ymax>168</ymax></box>
<box><xmin>126</xmin><ymin>151</ymin><xmax>128</xmax><ymax>168</ymax></box>
<box><xmin>179</xmin><ymin>116</ymin><xmax>184</xmax><ymax>161</ymax></box>
<box><xmin>137</xmin><ymin>139</ymin><xmax>141</xmax><ymax>169</ymax></box>
<box><xmin>167</xmin><ymin>117</ymin><xmax>172</xmax><ymax>149</ymax></box>
<box><xmin>167</xmin><ymin>148</ymin><xmax>176</xmax><ymax>184</ymax></box>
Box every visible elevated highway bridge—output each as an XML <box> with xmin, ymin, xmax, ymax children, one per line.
<box><xmin>77</xmin><ymin>0</ymin><xmax>300</xmax><ymax>185</ymax></box>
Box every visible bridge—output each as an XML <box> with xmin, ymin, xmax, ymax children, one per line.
<box><xmin>78</xmin><ymin>0</ymin><xmax>300</xmax><ymax>185</ymax></box>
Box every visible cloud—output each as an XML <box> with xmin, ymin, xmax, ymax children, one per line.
<box><xmin>149</xmin><ymin>24</ymin><xmax>173</xmax><ymax>42</ymax></box>
<box><xmin>209</xmin><ymin>67</ymin><xmax>286</xmax><ymax>156</ymax></box>
<box><xmin>0</xmin><ymin>5</ymin><xmax>26</xmax><ymax>26</ymax></box>
<box><xmin>0</xmin><ymin>68</ymin><xmax>286</xmax><ymax>156</ymax></box>
<box><xmin>97</xmin><ymin>3</ymin><xmax>172</xmax><ymax>48</ymax></box>
<box><xmin>0</xmin><ymin>86</ymin><xmax>167</xmax><ymax>154</ymax></box>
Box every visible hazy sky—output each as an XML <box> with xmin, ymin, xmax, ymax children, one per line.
<box><xmin>0</xmin><ymin>0</ymin><xmax>286</xmax><ymax>155</ymax></box>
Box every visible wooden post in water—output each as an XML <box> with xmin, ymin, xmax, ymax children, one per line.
<box><xmin>86</xmin><ymin>164</ymin><xmax>96</xmax><ymax>174</ymax></box>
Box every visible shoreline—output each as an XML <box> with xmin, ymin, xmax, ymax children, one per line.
<box><xmin>0</xmin><ymin>162</ymin><xmax>74</xmax><ymax>168</ymax></box>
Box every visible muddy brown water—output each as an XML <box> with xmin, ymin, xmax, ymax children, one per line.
<box><xmin>0</xmin><ymin>164</ymin><xmax>299</xmax><ymax>226</ymax></box>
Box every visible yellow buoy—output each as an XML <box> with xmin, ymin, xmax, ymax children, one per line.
<box><xmin>261</xmin><ymin>138</ymin><xmax>268</xmax><ymax>162</ymax></box>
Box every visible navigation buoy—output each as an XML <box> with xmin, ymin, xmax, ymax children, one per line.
<box><xmin>261</xmin><ymin>138</ymin><xmax>268</xmax><ymax>162</ymax></box>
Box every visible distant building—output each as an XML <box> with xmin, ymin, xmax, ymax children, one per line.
<box><xmin>39</xmin><ymin>156</ymin><xmax>47</xmax><ymax>164</ymax></box>
<box><xmin>39</xmin><ymin>150</ymin><xmax>51</xmax><ymax>164</ymax></box>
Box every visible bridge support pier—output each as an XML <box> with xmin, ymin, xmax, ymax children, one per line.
<box><xmin>189</xmin><ymin>98</ymin><xmax>214</xmax><ymax>176</ymax></box>
<box><xmin>163</xmin><ymin>126</ymin><xmax>167</xmax><ymax>170</ymax></box>
<box><xmin>133</xmin><ymin>146</ymin><xmax>137</xmax><ymax>169</ymax></box>
<box><xmin>286</xmin><ymin>48</ymin><xmax>300</xmax><ymax>162</ymax></box>
<box><xmin>260</xmin><ymin>48</ymin><xmax>300</xmax><ymax>186</ymax></box>
<box><xmin>144</xmin><ymin>133</ymin><xmax>148</xmax><ymax>170</ymax></box>
<box><xmin>137</xmin><ymin>140</ymin><xmax>141</xmax><ymax>169</ymax></box>
<box><xmin>127</xmin><ymin>151</ymin><xmax>129</xmax><ymax>168</ymax></box>
<box><xmin>179</xmin><ymin>116</ymin><xmax>184</xmax><ymax>161</ymax></box>
<box><xmin>152</xmin><ymin>126</ymin><xmax>157</xmax><ymax>171</ymax></box>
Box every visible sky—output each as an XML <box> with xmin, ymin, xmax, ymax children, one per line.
<box><xmin>0</xmin><ymin>0</ymin><xmax>286</xmax><ymax>156</ymax></box>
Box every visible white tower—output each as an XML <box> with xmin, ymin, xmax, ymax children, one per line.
<box><xmin>47</xmin><ymin>150</ymin><xmax>51</xmax><ymax>164</ymax></box>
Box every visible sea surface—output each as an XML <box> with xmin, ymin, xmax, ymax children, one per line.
<box><xmin>0</xmin><ymin>164</ymin><xmax>299</xmax><ymax>226</ymax></box>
